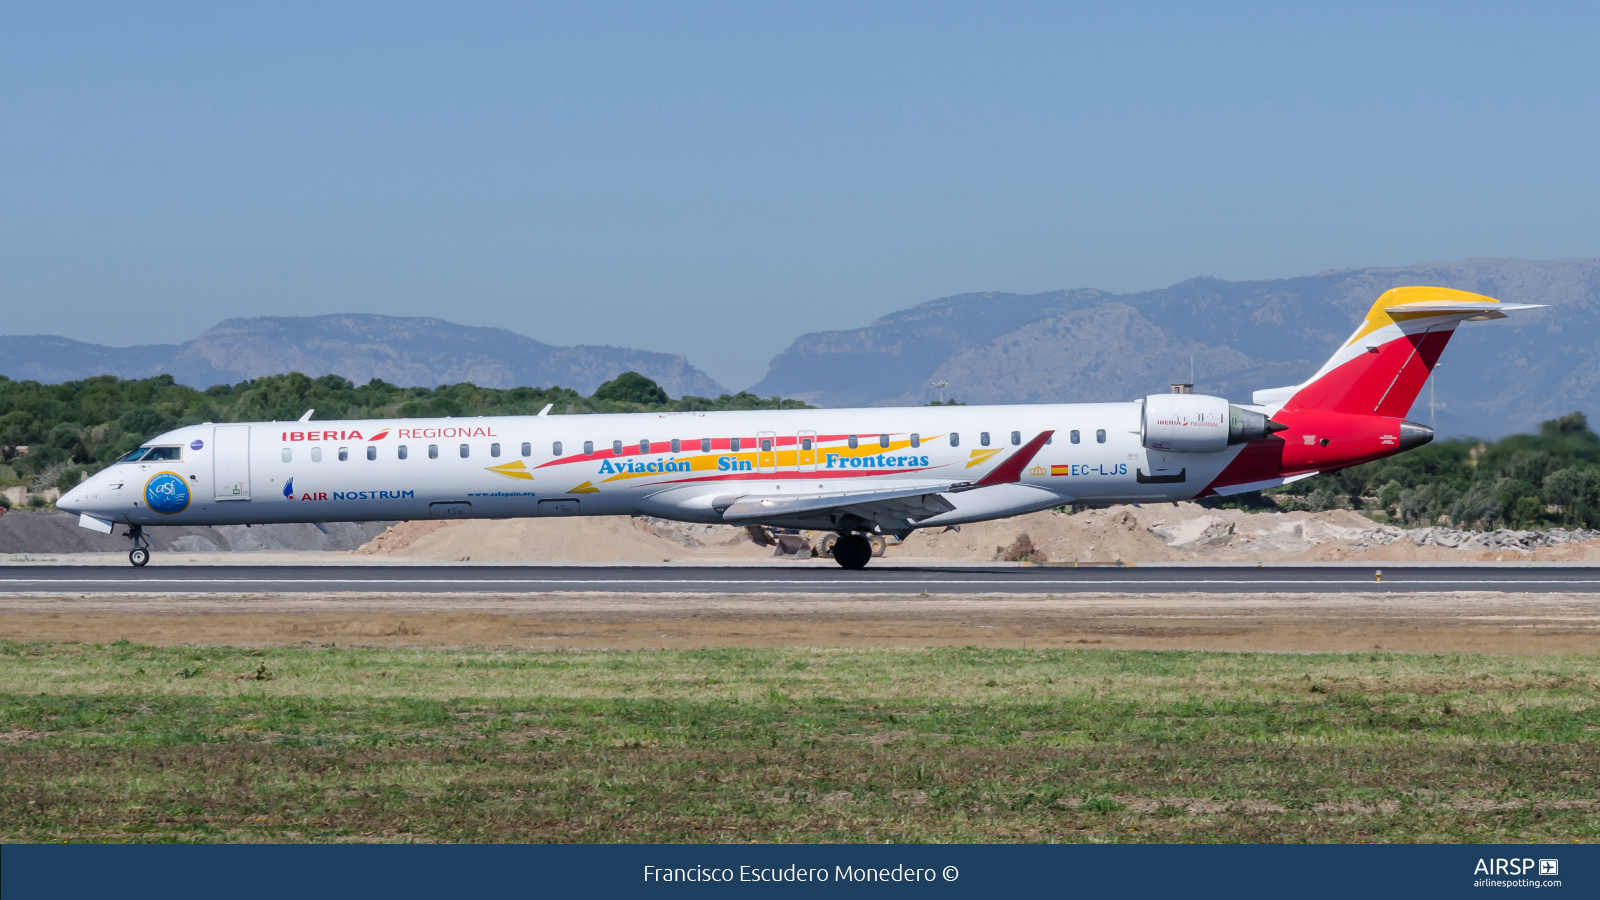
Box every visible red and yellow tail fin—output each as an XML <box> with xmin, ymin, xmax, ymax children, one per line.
<box><xmin>1253</xmin><ymin>286</ymin><xmax>1540</xmax><ymax>417</ymax></box>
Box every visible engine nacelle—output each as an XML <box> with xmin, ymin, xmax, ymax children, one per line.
<box><xmin>1141</xmin><ymin>393</ymin><xmax>1279</xmax><ymax>453</ymax></box>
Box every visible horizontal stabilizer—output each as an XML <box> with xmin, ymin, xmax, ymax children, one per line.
<box><xmin>1386</xmin><ymin>301</ymin><xmax>1546</xmax><ymax>321</ymax></box>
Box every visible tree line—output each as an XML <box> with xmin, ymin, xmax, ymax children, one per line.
<box><xmin>0</xmin><ymin>371</ymin><xmax>808</xmax><ymax>496</ymax></box>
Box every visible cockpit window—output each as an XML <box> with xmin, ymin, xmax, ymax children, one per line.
<box><xmin>142</xmin><ymin>447</ymin><xmax>183</xmax><ymax>461</ymax></box>
<box><xmin>116</xmin><ymin>448</ymin><xmax>150</xmax><ymax>463</ymax></box>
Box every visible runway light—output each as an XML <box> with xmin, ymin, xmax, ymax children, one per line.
<box><xmin>1375</xmin><ymin>569</ymin><xmax>1382</xmax><ymax>583</ymax></box>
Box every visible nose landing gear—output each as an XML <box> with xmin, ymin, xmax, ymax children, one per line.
<box><xmin>123</xmin><ymin>525</ymin><xmax>151</xmax><ymax>567</ymax></box>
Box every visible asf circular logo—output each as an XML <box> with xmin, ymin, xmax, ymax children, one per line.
<box><xmin>144</xmin><ymin>471</ymin><xmax>191</xmax><ymax>515</ymax></box>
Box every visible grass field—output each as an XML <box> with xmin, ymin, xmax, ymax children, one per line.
<box><xmin>1</xmin><ymin>640</ymin><xmax>1597</xmax><ymax>843</ymax></box>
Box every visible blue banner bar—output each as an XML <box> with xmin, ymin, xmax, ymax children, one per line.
<box><xmin>1</xmin><ymin>844</ymin><xmax>1590</xmax><ymax>900</ymax></box>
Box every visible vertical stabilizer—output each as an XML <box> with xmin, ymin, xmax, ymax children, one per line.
<box><xmin>1253</xmin><ymin>286</ymin><xmax>1542</xmax><ymax>416</ymax></box>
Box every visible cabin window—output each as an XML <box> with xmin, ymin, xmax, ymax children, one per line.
<box><xmin>428</xmin><ymin>444</ymin><xmax>438</xmax><ymax>459</ymax></box>
<box><xmin>338</xmin><ymin>447</ymin><xmax>349</xmax><ymax>462</ymax></box>
<box><xmin>524</xmin><ymin>442</ymin><xmax>533</xmax><ymax>457</ymax></box>
<box><xmin>460</xmin><ymin>444</ymin><xmax>470</xmax><ymax>458</ymax></box>
<box><xmin>639</xmin><ymin>439</ymin><xmax>650</xmax><ymax>454</ymax></box>
<box><xmin>731</xmin><ymin>438</ymin><xmax>742</xmax><ymax>452</ymax></box>
<box><xmin>281</xmin><ymin>448</ymin><xmax>292</xmax><ymax>463</ymax></box>
<box><xmin>398</xmin><ymin>445</ymin><xmax>408</xmax><ymax>460</ymax></box>
<box><xmin>801</xmin><ymin>437</ymin><xmax>814</xmax><ymax>450</ymax></box>
<box><xmin>1070</xmin><ymin>430</ymin><xmax>1080</xmax><ymax>444</ymax></box>
<box><xmin>980</xmin><ymin>432</ymin><xmax>991</xmax><ymax>447</ymax></box>
<box><xmin>761</xmin><ymin>438</ymin><xmax>773</xmax><ymax>452</ymax></box>
<box><xmin>700</xmin><ymin>438</ymin><xmax>711</xmax><ymax>453</ymax></box>
<box><xmin>950</xmin><ymin>432</ymin><xmax>960</xmax><ymax>447</ymax></box>
<box><xmin>878</xmin><ymin>434</ymin><xmax>890</xmax><ymax>448</ymax></box>
<box><xmin>910</xmin><ymin>434</ymin><xmax>920</xmax><ymax>448</ymax></box>
<box><xmin>612</xmin><ymin>440</ymin><xmax>623</xmax><ymax>455</ymax></box>
<box><xmin>490</xmin><ymin>443</ymin><xmax>501</xmax><ymax>458</ymax></box>
<box><xmin>671</xmin><ymin>438</ymin><xmax>681</xmax><ymax>453</ymax></box>
<box><xmin>848</xmin><ymin>435</ymin><xmax>858</xmax><ymax>449</ymax></box>
<box><xmin>366</xmin><ymin>446</ymin><xmax>376</xmax><ymax>461</ymax></box>
<box><xmin>1096</xmin><ymin>429</ymin><xmax>1106</xmax><ymax>444</ymax></box>
<box><xmin>584</xmin><ymin>441</ymin><xmax>594</xmax><ymax>455</ymax></box>
<box><xmin>548</xmin><ymin>442</ymin><xmax>558</xmax><ymax>457</ymax></box>
<box><xmin>1011</xmin><ymin>431</ymin><xmax>1021</xmax><ymax>446</ymax></box>
<box><xmin>311</xmin><ymin>447</ymin><xmax>323</xmax><ymax>462</ymax></box>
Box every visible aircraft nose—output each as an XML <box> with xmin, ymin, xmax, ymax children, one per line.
<box><xmin>56</xmin><ymin>485</ymin><xmax>85</xmax><ymax>514</ymax></box>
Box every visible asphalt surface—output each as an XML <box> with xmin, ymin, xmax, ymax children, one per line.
<box><xmin>4</xmin><ymin>564</ymin><xmax>1600</xmax><ymax>594</ymax></box>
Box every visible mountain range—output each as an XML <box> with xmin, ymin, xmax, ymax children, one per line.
<box><xmin>0</xmin><ymin>314</ymin><xmax>727</xmax><ymax>399</ymax></box>
<box><xmin>750</xmin><ymin>257</ymin><xmax>1600</xmax><ymax>438</ymax></box>
<box><xmin>3</xmin><ymin>258</ymin><xmax>1596</xmax><ymax>437</ymax></box>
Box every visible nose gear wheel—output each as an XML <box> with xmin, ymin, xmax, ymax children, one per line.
<box><xmin>122</xmin><ymin>525</ymin><xmax>151</xmax><ymax>567</ymax></box>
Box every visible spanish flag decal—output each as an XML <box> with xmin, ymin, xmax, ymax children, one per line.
<box><xmin>1050</xmin><ymin>465</ymin><xmax>1069</xmax><ymax>476</ymax></box>
<box><xmin>485</xmin><ymin>460</ymin><xmax>533</xmax><ymax>481</ymax></box>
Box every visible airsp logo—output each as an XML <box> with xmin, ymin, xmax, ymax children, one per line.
<box><xmin>1474</xmin><ymin>858</ymin><xmax>1549</xmax><ymax>876</ymax></box>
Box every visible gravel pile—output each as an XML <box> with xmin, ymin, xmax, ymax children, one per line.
<box><xmin>1399</xmin><ymin>526</ymin><xmax>1600</xmax><ymax>551</ymax></box>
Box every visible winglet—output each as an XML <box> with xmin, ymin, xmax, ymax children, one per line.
<box><xmin>975</xmin><ymin>431</ymin><xmax>1055</xmax><ymax>486</ymax></box>
<box><xmin>537</xmin><ymin>404</ymin><xmax>553</xmax><ymax>417</ymax></box>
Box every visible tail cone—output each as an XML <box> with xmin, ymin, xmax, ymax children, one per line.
<box><xmin>1399</xmin><ymin>420</ymin><xmax>1433</xmax><ymax>451</ymax></box>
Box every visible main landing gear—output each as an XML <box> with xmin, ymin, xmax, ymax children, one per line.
<box><xmin>123</xmin><ymin>525</ymin><xmax>151</xmax><ymax>567</ymax></box>
<box><xmin>831</xmin><ymin>533</ymin><xmax>873</xmax><ymax>570</ymax></box>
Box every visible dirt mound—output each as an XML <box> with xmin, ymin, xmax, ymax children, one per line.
<box><xmin>887</xmin><ymin>503</ymin><xmax>1600</xmax><ymax>564</ymax></box>
<box><xmin>895</xmin><ymin>507</ymin><xmax>1180</xmax><ymax>564</ymax></box>
<box><xmin>355</xmin><ymin>515</ymin><xmax>771</xmax><ymax>563</ymax></box>
<box><xmin>353</xmin><ymin>503</ymin><xmax>1600</xmax><ymax>564</ymax></box>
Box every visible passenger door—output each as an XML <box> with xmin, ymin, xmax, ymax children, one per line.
<box><xmin>796</xmin><ymin>430</ymin><xmax>817</xmax><ymax>472</ymax></box>
<box><xmin>213</xmin><ymin>425</ymin><xmax>251</xmax><ymax>500</ymax></box>
<box><xmin>757</xmin><ymin>431</ymin><xmax>777</xmax><ymax>474</ymax></box>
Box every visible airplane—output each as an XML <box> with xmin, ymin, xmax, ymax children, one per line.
<box><xmin>58</xmin><ymin>286</ymin><xmax>1541</xmax><ymax>568</ymax></box>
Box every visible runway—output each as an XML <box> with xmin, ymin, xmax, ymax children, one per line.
<box><xmin>5</xmin><ymin>564</ymin><xmax>1600</xmax><ymax>594</ymax></box>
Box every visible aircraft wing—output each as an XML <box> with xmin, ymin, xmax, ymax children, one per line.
<box><xmin>714</xmin><ymin>483</ymin><xmax>958</xmax><ymax>525</ymax></box>
<box><xmin>711</xmin><ymin>430</ymin><xmax>1056</xmax><ymax>532</ymax></box>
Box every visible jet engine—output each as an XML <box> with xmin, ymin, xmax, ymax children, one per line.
<box><xmin>1141</xmin><ymin>393</ymin><xmax>1283</xmax><ymax>453</ymax></box>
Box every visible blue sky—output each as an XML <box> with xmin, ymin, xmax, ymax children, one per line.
<box><xmin>4</xmin><ymin>3</ymin><xmax>1599</xmax><ymax>390</ymax></box>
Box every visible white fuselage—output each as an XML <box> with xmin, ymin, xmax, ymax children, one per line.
<box><xmin>60</xmin><ymin>403</ymin><xmax>1242</xmax><ymax>533</ymax></box>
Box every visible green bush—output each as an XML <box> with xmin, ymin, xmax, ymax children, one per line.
<box><xmin>592</xmin><ymin>371</ymin><xmax>670</xmax><ymax>405</ymax></box>
<box><xmin>1276</xmin><ymin>412</ymin><xmax>1600</xmax><ymax>530</ymax></box>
